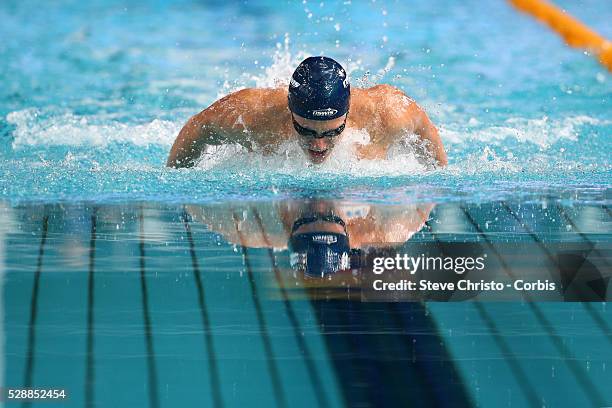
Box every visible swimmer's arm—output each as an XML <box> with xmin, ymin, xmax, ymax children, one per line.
<box><xmin>410</xmin><ymin>105</ymin><xmax>448</xmax><ymax>166</ymax></box>
<box><xmin>381</xmin><ymin>85</ymin><xmax>447</xmax><ymax>166</ymax></box>
<box><xmin>167</xmin><ymin>89</ymin><xmax>262</xmax><ymax>168</ymax></box>
<box><xmin>166</xmin><ymin>110</ymin><xmax>224</xmax><ymax>168</ymax></box>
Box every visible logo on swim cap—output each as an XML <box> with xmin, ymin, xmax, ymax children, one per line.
<box><xmin>311</xmin><ymin>234</ymin><xmax>338</xmax><ymax>244</ymax></box>
<box><xmin>312</xmin><ymin>108</ymin><xmax>338</xmax><ymax>117</ymax></box>
<box><xmin>290</xmin><ymin>78</ymin><xmax>301</xmax><ymax>88</ymax></box>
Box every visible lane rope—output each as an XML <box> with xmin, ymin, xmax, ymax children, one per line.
<box><xmin>509</xmin><ymin>0</ymin><xmax>611</xmax><ymax>71</ymax></box>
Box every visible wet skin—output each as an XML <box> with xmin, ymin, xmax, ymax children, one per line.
<box><xmin>185</xmin><ymin>199</ymin><xmax>435</xmax><ymax>250</ymax></box>
<box><xmin>166</xmin><ymin>86</ymin><xmax>447</xmax><ymax>168</ymax></box>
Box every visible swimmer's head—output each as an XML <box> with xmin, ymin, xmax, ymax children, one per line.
<box><xmin>288</xmin><ymin>56</ymin><xmax>350</xmax><ymax>163</ymax></box>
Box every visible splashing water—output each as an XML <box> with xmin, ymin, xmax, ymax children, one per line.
<box><xmin>0</xmin><ymin>0</ymin><xmax>610</xmax><ymax>204</ymax></box>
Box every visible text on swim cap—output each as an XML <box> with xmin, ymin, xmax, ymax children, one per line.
<box><xmin>312</xmin><ymin>108</ymin><xmax>339</xmax><ymax>117</ymax></box>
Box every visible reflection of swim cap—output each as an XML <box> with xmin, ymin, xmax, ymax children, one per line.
<box><xmin>288</xmin><ymin>213</ymin><xmax>361</xmax><ymax>278</ymax></box>
<box><xmin>288</xmin><ymin>56</ymin><xmax>350</xmax><ymax>121</ymax></box>
<box><xmin>289</xmin><ymin>232</ymin><xmax>351</xmax><ymax>277</ymax></box>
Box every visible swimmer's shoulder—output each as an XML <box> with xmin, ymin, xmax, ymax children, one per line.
<box><xmin>204</xmin><ymin>87</ymin><xmax>289</xmax><ymax>128</ymax></box>
<box><xmin>365</xmin><ymin>84</ymin><xmax>416</xmax><ymax>111</ymax></box>
<box><xmin>351</xmin><ymin>84</ymin><xmax>419</xmax><ymax>135</ymax></box>
<box><xmin>350</xmin><ymin>85</ymin><xmax>417</xmax><ymax>133</ymax></box>
<box><xmin>351</xmin><ymin>84</ymin><xmax>414</xmax><ymax>110</ymax></box>
<box><xmin>223</xmin><ymin>88</ymin><xmax>291</xmax><ymax>146</ymax></box>
<box><xmin>231</xmin><ymin>87</ymin><xmax>287</xmax><ymax>101</ymax></box>
<box><xmin>211</xmin><ymin>87</ymin><xmax>286</xmax><ymax>110</ymax></box>
<box><xmin>243</xmin><ymin>88</ymin><xmax>291</xmax><ymax>131</ymax></box>
<box><xmin>229</xmin><ymin>88</ymin><xmax>288</xmax><ymax>117</ymax></box>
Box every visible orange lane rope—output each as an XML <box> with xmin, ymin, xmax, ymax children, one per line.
<box><xmin>509</xmin><ymin>0</ymin><xmax>612</xmax><ymax>71</ymax></box>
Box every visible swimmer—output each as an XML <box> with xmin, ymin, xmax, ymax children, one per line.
<box><xmin>167</xmin><ymin>56</ymin><xmax>447</xmax><ymax>167</ymax></box>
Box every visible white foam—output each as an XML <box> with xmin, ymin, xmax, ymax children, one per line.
<box><xmin>7</xmin><ymin>105</ymin><xmax>605</xmax><ymax>177</ymax></box>
<box><xmin>194</xmin><ymin>127</ymin><xmax>432</xmax><ymax>176</ymax></box>
<box><xmin>7</xmin><ymin>109</ymin><xmax>181</xmax><ymax>148</ymax></box>
<box><xmin>441</xmin><ymin>115</ymin><xmax>605</xmax><ymax>148</ymax></box>
<box><xmin>445</xmin><ymin>146</ymin><xmax>520</xmax><ymax>175</ymax></box>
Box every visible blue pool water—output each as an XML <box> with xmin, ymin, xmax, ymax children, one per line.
<box><xmin>0</xmin><ymin>201</ymin><xmax>610</xmax><ymax>407</ymax></box>
<box><xmin>1</xmin><ymin>0</ymin><xmax>611</xmax><ymax>407</ymax></box>
<box><xmin>0</xmin><ymin>0</ymin><xmax>610</xmax><ymax>204</ymax></box>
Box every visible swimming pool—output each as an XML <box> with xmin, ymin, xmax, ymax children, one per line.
<box><xmin>1</xmin><ymin>0</ymin><xmax>610</xmax><ymax>406</ymax></box>
<box><xmin>1</xmin><ymin>200</ymin><xmax>610</xmax><ymax>407</ymax></box>
<box><xmin>1</xmin><ymin>0</ymin><xmax>610</xmax><ymax>204</ymax></box>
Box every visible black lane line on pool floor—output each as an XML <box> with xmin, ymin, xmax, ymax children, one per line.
<box><xmin>306</xmin><ymin>288</ymin><xmax>382</xmax><ymax>407</ymax></box>
<box><xmin>22</xmin><ymin>215</ymin><xmax>48</xmax><ymax>408</ymax></box>
<box><xmin>504</xmin><ymin>203</ymin><xmax>611</xmax><ymax>315</ymax></box>
<box><xmin>460</xmin><ymin>207</ymin><xmax>602</xmax><ymax>404</ymax></box>
<box><xmin>299</xmin><ymin>278</ymin><xmax>372</xmax><ymax>404</ymax></box>
<box><xmin>424</xmin><ymin>218</ymin><xmax>539</xmax><ymax>408</ymax></box>
<box><xmin>232</xmin><ymin>212</ymin><xmax>288</xmax><ymax>408</ymax></box>
<box><xmin>139</xmin><ymin>209</ymin><xmax>160</xmax><ymax>408</ymax></box>
<box><xmin>252</xmin><ymin>209</ymin><xmax>331</xmax><ymax>408</ymax></box>
<box><xmin>181</xmin><ymin>212</ymin><xmax>224</xmax><ymax>408</ymax></box>
<box><xmin>359</xmin><ymin>291</ymin><xmax>455</xmax><ymax>406</ymax></box>
<box><xmin>386</xmin><ymin>301</ymin><xmax>471</xmax><ymax>407</ymax></box>
<box><xmin>556</xmin><ymin>204</ymin><xmax>611</xmax><ymax>271</ymax></box>
<box><xmin>494</xmin><ymin>203</ymin><xmax>607</xmax><ymax>407</ymax></box>
<box><xmin>555</xmin><ymin>205</ymin><xmax>612</xmax><ymax>345</ymax></box>
<box><xmin>85</xmin><ymin>210</ymin><xmax>97</xmax><ymax>408</ymax></box>
<box><xmin>296</xmin><ymin>241</ymin><xmax>389</xmax><ymax>404</ymax></box>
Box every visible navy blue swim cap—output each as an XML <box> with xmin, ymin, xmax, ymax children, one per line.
<box><xmin>288</xmin><ymin>56</ymin><xmax>350</xmax><ymax>121</ymax></box>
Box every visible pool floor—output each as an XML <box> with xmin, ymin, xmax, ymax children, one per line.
<box><xmin>0</xmin><ymin>200</ymin><xmax>610</xmax><ymax>407</ymax></box>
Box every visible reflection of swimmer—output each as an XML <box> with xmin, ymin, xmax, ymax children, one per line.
<box><xmin>167</xmin><ymin>56</ymin><xmax>447</xmax><ymax>167</ymax></box>
<box><xmin>186</xmin><ymin>200</ymin><xmax>434</xmax><ymax>278</ymax></box>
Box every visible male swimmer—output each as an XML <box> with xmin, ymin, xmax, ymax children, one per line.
<box><xmin>167</xmin><ymin>56</ymin><xmax>447</xmax><ymax>168</ymax></box>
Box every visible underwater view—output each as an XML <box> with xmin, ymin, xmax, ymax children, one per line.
<box><xmin>0</xmin><ymin>0</ymin><xmax>610</xmax><ymax>406</ymax></box>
